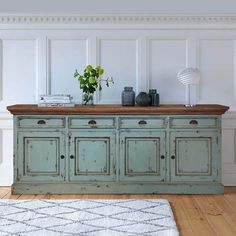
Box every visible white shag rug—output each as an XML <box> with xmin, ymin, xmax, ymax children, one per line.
<box><xmin>0</xmin><ymin>199</ymin><xmax>179</xmax><ymax>236</ymax></box>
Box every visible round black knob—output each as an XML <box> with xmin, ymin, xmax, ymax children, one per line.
<box><xmin>70</xmin><ymin>155</ymin><xmax>74</xmax><ymax>159</ymax></box>
<box><xmin>171</xmin><ymin>155</ymin><xmax>175</xmax><ymax>159</ymax></box>
<box><xmin>161</xmin><ymin>155</ymin><xmax>165</xmax><ymax>159</ymax></box>
<box><xmin>60</xmin><ymin>155</ymin><xmax>65</xmax><ymax>159</ymax></box>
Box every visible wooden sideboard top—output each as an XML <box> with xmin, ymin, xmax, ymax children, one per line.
<box><xmin>7</xmin><ymin>104</ymin><xmax>229</xmax><ymax>115</ymax></box>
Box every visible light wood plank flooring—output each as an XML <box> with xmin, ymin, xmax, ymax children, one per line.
<box><xmin>0</xmin><ymin>187</ymin><xmax>236</xmax><ymax>236</ymax></box>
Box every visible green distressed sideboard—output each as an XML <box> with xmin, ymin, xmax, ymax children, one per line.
<box><xmin>7</xmin><ymin>104</ymin><xmax>229</xmax><ymax>194</ymax></box>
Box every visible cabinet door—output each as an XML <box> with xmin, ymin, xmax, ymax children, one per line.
<box><xmin>69</xmin><ymin>131</ymin><xmax>116</xmax><ymax>181</ymax></box>
<box><xmin>170</xmin><ymin>131</ymin><xmax>219</xmax><ymax>182</ymax></box>
<box><xmin>120</xmin><ymin>131</ymin><xmax>166</xmax><ymax>181</ymax></box>
<box><xmin>17</xmin><ymin>131</ymin><xmax>65</xmax><ymax>182</ymax></box>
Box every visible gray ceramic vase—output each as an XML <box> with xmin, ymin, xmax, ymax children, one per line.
<box><xmin>135</xmin><ymin>92</ymin><xmax>151</xmax><ymax>106</ymax></box>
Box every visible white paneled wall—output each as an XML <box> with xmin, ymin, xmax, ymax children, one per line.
<box><xmin>2</xmin><ymin>39</ymin><xmax>38</xmax><ymax>101</ymax></box>
<box><xmin>99</xmin><ymin>38</ymin><xmax>138</xmax><ymax>103</ymax></box>
<box><xmin>0</xmin><ymin>15</ymin><xmax>236</xmax><ymax>185</ymax></box>
<box><xmin>49</xmin><ymin>38</ymin><xmax>88</xmax><ymax>100</ymax></box>
<box><xmin>199</xmin><ymin>39</ymin><xmax>235</xmax><ymax>104</ymax></box>
<box><xmin>148</xmin><ymin>39</ymin><xmax>187</xmax><ymax>103</ymax></box>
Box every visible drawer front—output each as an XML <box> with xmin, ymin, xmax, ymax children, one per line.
<box><xmin>120</xmin><ymin>117</ymin><xmax>166</xmax><ymax>129</ymax></box>
<box><xmin>18</xmin><ymin>117</ymin><xmax>65</xmax><ymax>128</ymax></box>
<box><xmin>170</xmin><ymin>117</ymin><xmax>218</xmax><ymax>129</ymax></box>
<box><xmin>69</xmin><ymin>117</ymin><xmax>115</xmax><ymax>128</ymax></box>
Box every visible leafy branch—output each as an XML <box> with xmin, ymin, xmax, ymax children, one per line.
<box><xmin>74</xmin><ymin>65</ymin><xmax>114</xmax><ymax>94</ymax></box>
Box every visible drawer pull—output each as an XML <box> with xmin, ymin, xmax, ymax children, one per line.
<box><xmin>37</xmin><ymin>120</ymin><xmax>46</xmax><ymax>125</ymax></box>
<box><xmin>161</xmin><ymin>155</ymin><xmax>165</xmax><ymax>159</ymax></box>
<box><xmin>189</xmin><ymin>120</ymin><xmax>198</xmax><ymax>125</ymax></box>
<box><xmin>171</xmin><ymin>155</ymin><xmax>175</xmax><ymax>159</ymax></box>
<box><xmin>60</xmin><ymin>155</ymin><xmax>65</xmax><ymax>159</ymax></box>
<box><xmin>138</xmin><ymin>120</ymin><xmax>147</xmax><ymax>125</ymax></box>
<box><xmin>88</xmin><ymin>120</ymin><xmax>97</xmax><ymax>125</ymax></box>
<box><xmin>70</xmin><ymin>155</ymin><xmax>74</xmax><ymax>159</ymax></box>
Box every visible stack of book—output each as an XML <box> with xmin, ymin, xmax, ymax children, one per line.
<box><xmin>38</xmin><ymin>94</ymin><xmax>75</xmax><ymax>107</ymax></box>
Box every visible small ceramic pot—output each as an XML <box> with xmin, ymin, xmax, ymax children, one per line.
<box><xmin>135</xmin><ymin>92</ymin><xmax>151</xmax><ymax>106</ymax></box>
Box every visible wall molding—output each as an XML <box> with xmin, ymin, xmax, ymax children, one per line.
<box><xmin>0</xmin><ymin>39</ymin><xmax>2</xmax><ymax>101</ymax></box>
<box><xmin>97</xmin><ymin>38</ymin><xmax>140</xmax><ymax>104</ymax></box>
<box><xmin>0</xmin><ymin>14</ymin><xmax>236</xmax><ymax>26</ymax></box>
<box><xmin>0</xmin><ymin>112</ymin><xmax>13</xmax><ymax>129</ymax></box>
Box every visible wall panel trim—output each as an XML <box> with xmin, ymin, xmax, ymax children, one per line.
<box><xmin>97</xmin><ymin>38</ymin><xmax>139</xmax><ymax>104</ymax></box>
<box><xmin>0</xmin><ymin>39</ymin><xmax>2</xmax><ymax>101</ymax></box>
<box><xmin>0</xmin><ymin>113</ymin><xmax>13</xmax><ymax>129</ymax></box>
<box><xmin>234</xmin><ymin>40</ymin><xmax>236</xmax><ymax>100</ymax></box>
<box><xmin>0</xmin><ymin>14</ymin><xmax>236</xmax><ymax>29</ymax></box>
<box><xmin>0</xmin><ymin>14</ymin><xmax>235</xmax><ymax>24</ymax></box>
<box><xmin>47</xmin><ymin>37</ymin><xmax>90</xmax><ymax>96</ymax></box>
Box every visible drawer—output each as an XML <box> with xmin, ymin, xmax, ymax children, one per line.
<box><xmin>120</xmin><ymin>117</ymin><xmax>166</xmax><ymax>129</ymax></box>
<box><xmin>18</xmin><ymin>117</ymin><xmax>65</xmax><ymax>128</ymax></box>
<box><xmin>170</xmin><ymin>117</ymin><xmax>218</xmax><ymax>128</ymax></box>
<box><xmin>69</xmin><ymin>117</ymin><xmax>115</xmax><ymax>128</ymax></box>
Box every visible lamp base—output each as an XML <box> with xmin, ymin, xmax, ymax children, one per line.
<box><xmin>184</xmin><ymin>104</ymin><xmax>196</xmax><ymax>107</ymax></box>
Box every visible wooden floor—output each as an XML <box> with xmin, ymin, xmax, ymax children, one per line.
<box><xmin>0</xmin><ymin>187</ymin><xmax>236</xmax><ymax>236</ymax></box>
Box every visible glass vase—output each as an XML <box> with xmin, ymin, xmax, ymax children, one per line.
<box><xmin>82</xmin><ymin>92</ymin><xmax>94</xmax><ymax>105</ymax></box>
<box><xmin>121</xmin><ymin>87</ymin><xmax>135</xmax><ymax>106</ymax></box>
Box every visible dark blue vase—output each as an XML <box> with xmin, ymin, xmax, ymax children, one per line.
<box><xmin>149</xmin><ymin>89</ymin><xmax>160</xmax><ymax>106</ymax></box>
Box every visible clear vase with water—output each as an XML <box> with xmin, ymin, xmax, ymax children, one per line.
<box><xmin>82</xmin><ymin>92</ymin><xmax>94</xmax><ymax>105</ymax></box>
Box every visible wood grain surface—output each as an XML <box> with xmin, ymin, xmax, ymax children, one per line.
<box><xmin>7</xmin><ymin>104</ymin><xmax>229</xmax><ymax>115</ymax></box>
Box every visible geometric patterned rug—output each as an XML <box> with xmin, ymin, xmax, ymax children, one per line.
<box><xmin>0</xmin><ymin>199</ymin><xmax>179</xmax><ymax>236</ymax></box>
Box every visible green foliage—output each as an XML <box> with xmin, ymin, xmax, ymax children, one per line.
<box><xmin>73</xmin><ymin>65</ymin><xmax>114</xmax><ymax>95</ymax></box>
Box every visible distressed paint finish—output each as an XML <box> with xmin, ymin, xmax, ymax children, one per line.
<box><xmin>11</xmin><ymin>182</ymin><xmax>224</xmax><ymax>195</ymax></box>
<box><xmin>119</xmin><ymin>117</ymin><xmax>166</xmax><ymax>129</ymax></box>
<box><xmin>170</xmin><ymin>131</ymin><xmax>219</xmax><ymax>182</ymax></box>
<box><xmin>25</xmin><ymin>138</ymin><xmax>59</xmax><ymax>174</ymax></box>
<box><xmin>119</xmin><ymin>131</ymin><xmax>166</xmax><ymax>182</ymax></box>
<box><xmin>18</xmin><ymin>117</ymin><xmax>65</xmax><ymax>128</ymax></box>
<box><xmin>69</xmin><ymin>131</ymin><xmax>116</xmax><ymax>182</ymax></box>
<box><xmin>17</xmin><ymin>131</ymin><xmax>65</xmax><ymax>182</ymax></box>
<box><xmin>169</xmin><ymin>117</ymin><xmax>218</xmax><ymax>129</ymax></box>
<box><xmin>176</xmin><ymin>138</ymin><xmax>211</xmax><ymax>174</ymax></box>
<box><xmin>69</xmin><ymin>117</ymin><xmax>115</xmax><ymax>129</ymax></box>
<box><xmin>7</xmin><ymin>105</ymin><xmax>228</xmax><ymax>194</ymax></box>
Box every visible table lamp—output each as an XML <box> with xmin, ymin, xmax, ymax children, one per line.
<box><xmin>177</xmin><ymin>68</ymin><xmax>200</xmax><ymax>107</ymax></box>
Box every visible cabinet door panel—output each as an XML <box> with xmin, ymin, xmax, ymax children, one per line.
<box><xmin>170</xmin><ymin>131</ymin><xmax>219</xmax><ymax>182</ymax></box>
<box><xmin>120</xmin><ymin>131</ymin><xmax>166</xmax><ymax>181</ymax></box>
<box><xmin>17</xmin><ymin>131</ymin><xmax>65</xmax><ymax>182</ymax></box>
<box><xmin>69</xmin><ymin>131</ymin><xmax>115</xmax><ymax>181</ymax></box>
<box><xmin>75</xmin><ymin>138</ymin><xmax>110</xmax><ymax>174</ymax></box>
<box><xmin>177</xmin><ymin>138</ymin><xmax>211</xmax><ymax>174</ymax></box>
<box><xmin>25</xmin><ymin>138</ymin><xmax>59</xmax><ymax>173</ymax></box>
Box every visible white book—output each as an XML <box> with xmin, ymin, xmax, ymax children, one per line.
<box><xmin>40</xmin><ymin>94</ymin><xmax>72</xmax><ymax>98</ymax></box>
<box><xmin>39</xmin><ymin>94</ymin><xmax>73</xmax><ymax>102</ymax></box>
<box><xmin>38</xmin><ymin>103</ymin><xmax>75</xmax><ymax>107</ymax></box>
<box><xmin>39</xmin><ymin>99</ymin><xmax>72</xmax><ymax>104</ymax></box>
